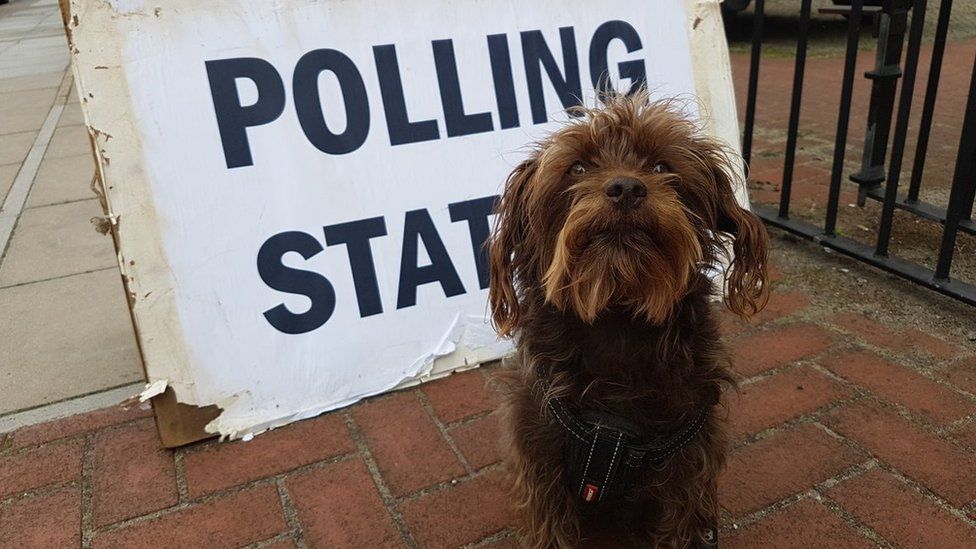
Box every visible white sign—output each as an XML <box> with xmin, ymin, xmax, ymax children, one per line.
<box><xmin>68</xmin><ymin>0</ymin><xmax>741</xmax><ymax>438</ymax></box>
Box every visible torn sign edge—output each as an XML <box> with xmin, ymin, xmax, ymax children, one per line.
<box><xmin>65</xmin><ymin>0</ymin><xmax>748</xmax><ymax>443</ymax></box>
<box><xmin>66</xmin><ymin>0</ymin><xmax>203</xmax><ymax>416</ymax></box>
<box><xmin>138</xmin><ymin>378</ymin><xmax>168</xmax><ymax>402</ymax></box>
<box><xmin>203</xmin><ymin>317</ymin><xmax>512</xmax><ymax>440</ymax></box>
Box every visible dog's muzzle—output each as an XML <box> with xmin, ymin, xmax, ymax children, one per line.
<box><xmin>546</xmin><ymin>396</ymin><xmax>708</xmax><ymax>503</ymax></box>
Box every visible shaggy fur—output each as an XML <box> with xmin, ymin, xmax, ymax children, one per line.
<box><xmin>488</xmin><ymin>94</ymin><xmax>768</xmax><ymax>548</ymax></box>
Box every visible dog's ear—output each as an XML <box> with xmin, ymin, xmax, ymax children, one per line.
<box><xmin>489</xmin><ymin>158</ymin><xmax>537</xmax><ymax>336</ymax></box>
<box><xmin>707</xmin><ymin>147</ymin><xmax>769</xmax><ymax>318</ymax></box>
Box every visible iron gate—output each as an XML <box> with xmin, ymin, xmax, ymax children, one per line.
<box><xmin>739</xmin><ymin>0</ymin><xmax>976</xmax><ymax>306</ymax></box>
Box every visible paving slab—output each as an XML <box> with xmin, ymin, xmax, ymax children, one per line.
<box><xmin>0</xmin><ymin>129</ymin><xmax>36</xmax><ymax>166</ymax></box>
<box><xmin>0</xmin><ymin>21</ymin><xmax>40</xmax><ymax>36</ymax></box>
<box><xmin>57</xmin><ymin>101</ymin><xmax>84</xmax><ymax>127</ymax></box>
<box><xmin>44</xmin><ymin>124</ymin><xmax>90</xmax><ymax>159</ymax></box>
<box><xmin>0</xmin><ymin>198</ymin><xmax>115</xmax><ymax>287</ymax></box>
<box><xmin>0</xmin><ymin>163</ymin><xmax>17</xmax><ymax>204</ymax></box>
<box><xmin>0</xmin><ymin>16</ymin><xmax>69</xmax><ymax>78</ymax></box>
<box><xmin>0</xmin><ymin>70</ymin><xmax>63</xmax><ymax>94</ymax></box>
<box><xmin>0</xmin><ymin>0</ymin><xmax>132</xmax><ymax>418</ymax></box>
<box><xmin>26</xmin><ymin>153</ymin><xmax>95</xmax><ymax>207</ymax></box>
<box><xmin>0</xmin><ymin>86</ymin><xmax>57</xmax><ymax>134</ymax></box>
<box><xmin>0</xmin><ymin>268</ymin><xmax>143</xmax><ymax>415</ymax></box>
<box><xmin>0</xmin><ymin>51</ymin><xmax>68</xmax><ymax>78</ymax></box>
<box><xmin>19</xmin><ymin>33</ymin><xmax>65</xmax><ymax>49</ymax></box>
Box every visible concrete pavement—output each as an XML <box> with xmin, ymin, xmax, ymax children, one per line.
<box><xmin>0</xmin><ymin>0</ymin><xmax>144</xmax><ymax>421</ymax></box>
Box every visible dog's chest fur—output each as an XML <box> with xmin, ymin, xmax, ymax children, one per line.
<box><xmin>520</xmin><ymin>275</ymin><xmax>729</xmax><ymax>436</ymax></box>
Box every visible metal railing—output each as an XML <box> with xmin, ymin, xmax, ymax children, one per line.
<box><xmin>740</xmin><ymin>0</ymin><xmax>976</xmax><ymax>306</ymax></box>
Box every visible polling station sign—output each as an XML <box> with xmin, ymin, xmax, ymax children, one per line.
<box><xmin>65</xmin><ymin>0</ymin><xmax>743</xmax><ymax>443</ymax></box>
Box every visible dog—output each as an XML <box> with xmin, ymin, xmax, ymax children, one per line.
<box><xmin>488</xmin><ymin>93</ymin><xmax>768</xmax><ymax>548</ymax></box>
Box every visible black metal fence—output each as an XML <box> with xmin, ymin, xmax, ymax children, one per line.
<box><xmin>741</xmin><ymin>0</ymin><xmax>976</xmax><ymax>306</ymax></box>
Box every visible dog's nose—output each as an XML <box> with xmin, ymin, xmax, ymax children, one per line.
<box><xmin>605</xmin><ymin>177</ymin><xmax>647</xmax><ymax>209</ymax></box>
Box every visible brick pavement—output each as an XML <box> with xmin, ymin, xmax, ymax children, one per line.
<box><xmin>2</xmin><ymin>241</ymin><xmax>975</xmax><ymax>548</ymax></box>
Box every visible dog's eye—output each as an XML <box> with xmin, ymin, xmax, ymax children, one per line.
<box><xmin>569</xmin><ymin>162</ymin><xmax>586</xmax><ymax>176</ymax></box>
<box><xmin>651</xmin><ymin>162</ymin><xmax>669</xmax><ymax>174</ymax></box>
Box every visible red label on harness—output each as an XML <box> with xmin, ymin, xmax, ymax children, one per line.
<box><xmin>583</xmin><ymin>484</ymin><xmax>599</xmax><ymax>502</ymax></box>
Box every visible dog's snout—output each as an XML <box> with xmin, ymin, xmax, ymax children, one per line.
<box><xmin>605</xmin><ymin>177</ymin><xmax>647</xmax><ymax>209</ymax></box>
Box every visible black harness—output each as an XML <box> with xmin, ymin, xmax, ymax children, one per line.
<box><xmin>545</xmin><ymin>393</ymin><xmax>709</xmax><ymax>504</ymax></box>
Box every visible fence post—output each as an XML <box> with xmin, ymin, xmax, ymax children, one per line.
<box><xmin>934</xmin><ymin>52</ymin><xmax>976</xmax><ymax>281</ymax></box>
<box><xmin>849</xmin><ymin>0</ymin><xmax>913</xmax><ymax>206</ymax></box>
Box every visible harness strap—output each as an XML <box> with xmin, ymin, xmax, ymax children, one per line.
<box><xmin>547</xmin><ymin>396</ymin><xmax>708</xmax><ymax>464</ymax></box>
<box><xmin>542</xmin><ymin>385</ymin><xmax>709</xmax><ymax>503</ymax></box>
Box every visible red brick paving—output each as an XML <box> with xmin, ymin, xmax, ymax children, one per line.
<box><xmin>0</xmin><ymin>487</ymin><xmax>81</xmax><ymax>548</ymax></box>
<box><xmin>725</xmin><ymin>498</ymin><xmax>875</xmax><ymax>549</ymax></box>
<box><xmin>260</xmin><ymin>540</ymin><xmax>298</xmax><ymax>549</ymax></box>
<box><xmin>287</xmin><ymin>458</ymin><xmax>401</xmax><ymax>548</ymax></box>
<box><xmin>825</xmin><ymin>468</ymin><xmax>976</xmax><ymax>548</ymax></box>
<box><xmin>351</xmin><ymin>391</ymin><xmax>466</xmax><ymax>497</ymax></box>
<box><xmin>449</xmin><ymin>413</ymin><xmax>503</xmax><ymax>470</ymax></box>
<box><xmin>720</xmin><ymin>423</ymin><xmax>866</xmax><ymax>516</ymax></box>
<box><xmin>477</xmin><ymin>536</ymin><xmax>521</xmax><ymax>548</ymax></box>
<box><xmin>824</xmin><ymin>399</ymin><xmax>976</xmax><ymax>507</ymax></box>
<box><xmin>822</xmin><ymin>351</ymin><xmax>975</xmax><ymax>425</ymax></box>
<box><xmin>938</xmin><ymin>356</ymin><xmax>976</xmax><ymax>394</ymax></box>
<box><xmin>729</xmin><ymin>364</ymin><xmax>853</xmax><ymax>439</ymax></box>
<box><xmin>2</xmin><ymin>274</ymin><xmax>974</xmax><ymax>547</ymax></box>
<box><xmin>9</xmin><ymin>405</ymin><xmax>152</xmax><ymax>450</ymax></box>
<box><xmin>397</xmin><ymin>470</ymin><xmax>510</xmax><ymax>548</ymax></box>
<box><xmin>91</xmin><ymin>484</ymin><xmax>287</xmax><ymax>548</ymax></box>
<box><xmin>746</xmin><ymin>290</ymin><xmax>810</xmax><ymax>324</ymax></box>
<box><xmin>951</xmin><ymin>421</ymin><xmax>976</xmax><ymax>451</ymax></box>
<box><xmin>262</xmin><ymin>540</ymin><xmax>299</xmax><ymax>549</ymax></box>
<box><xmin>420</xmin><ymin>369</ymin><xmax>500</xmax><ymax>424</ymax></box>
<box><xmin>827</xmin><ymin>313</ymin><xmax>962</xmax><ymax>362</ymax></box>
<box><xmin>92</xmin><ymin>419</ymin><xmax>178</xmax><ymax>527</ymax></box>
<box><xmin>0</xmin><ymin>438</ymin><xmax>82</xmax><ymax>500</ymax></box>
<box><xmin>731</xmin><ymin>323</ymin><xmax>834</xmax><ymax>377</ymax></box>
<box><xmin>182</xmin><ymin>413</ymin><xmax>354</xmax><ymax>498</ymax></box>
<box><xmin>718</xmin><ymin>309</ymin><xmax>752</xmax><ymax>339</ymax></box>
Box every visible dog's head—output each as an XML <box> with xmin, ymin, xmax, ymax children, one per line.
<box><xmin>489</xmin><ymin>95</ymin><xmax>768</xmax><ymax>336</ymax></box>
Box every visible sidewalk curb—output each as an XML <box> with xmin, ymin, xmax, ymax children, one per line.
<box><xmin>0</xmin><ymin>382</ymin><xmax>145</xmax><ymax>434</ymax></box>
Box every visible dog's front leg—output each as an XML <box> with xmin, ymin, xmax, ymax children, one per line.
<box><xmin>503</xmin><ymin>384</ymin><xmax>580</xmax><ymax>548</ymax></box>
<box><xmin>509</xmin><ymin>442</ymin><xmax>580</xmax><ymax>548</ymax></box>
<box><xmin>635</xmin><ymin>447</ymin><xmax>723</xmax><ymax>547</ymax></box>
